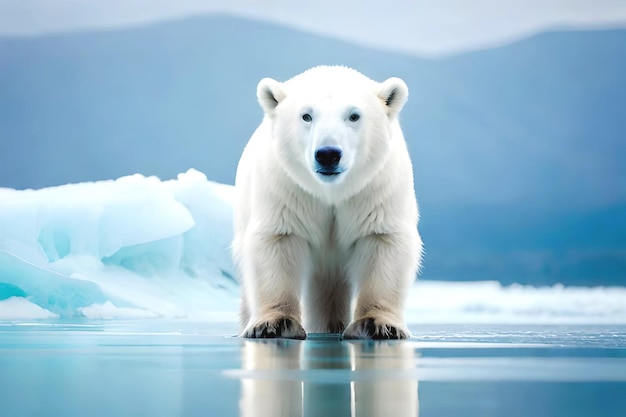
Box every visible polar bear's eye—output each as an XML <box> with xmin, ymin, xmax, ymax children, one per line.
<box><xmin>348</xmin><ymin>113</ymin><xmax>360</xmax><ymax>122</ymax></box>
<box><xmin>302</xmin><ymin>113</ymin><xmax>312</xmax><ymax>122</ymax></box>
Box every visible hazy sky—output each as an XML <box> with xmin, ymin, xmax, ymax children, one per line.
<box><xmin>1</xmin><ymin>0</ymin><xmax>626</xmax><ymax>55</ymax></box>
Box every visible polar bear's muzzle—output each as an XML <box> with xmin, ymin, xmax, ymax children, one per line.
<box><xmin>314</xmin><ymin>146</ymin><xmax>344</xmax><ymax>180</ymax></box>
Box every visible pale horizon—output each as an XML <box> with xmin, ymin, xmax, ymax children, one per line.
<box><xmin>1</xmin><ymin>0</ymin><xmax>626</xmax><ymax>56</ymax></box>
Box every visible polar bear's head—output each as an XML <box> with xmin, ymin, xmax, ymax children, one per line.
<box><xmin>256</xmin><ymin>66</ymin><xmax>408</xmax><ymax>202</ymax></box>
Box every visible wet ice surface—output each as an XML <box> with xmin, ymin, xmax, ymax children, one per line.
<box><xmin>1</xmin><ymin>321</ymin><xmax>625</xmax><ymax>417</ymax></box>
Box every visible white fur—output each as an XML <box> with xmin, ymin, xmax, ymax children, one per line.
<box><xmin>233</xmin><ymin>66</ymin><xmax>422</xmax><ymax>339</ymax></box>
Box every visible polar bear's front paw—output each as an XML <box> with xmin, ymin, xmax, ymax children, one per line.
<box><xmin>343</xmin><ymin>317</ymin><xmax>410</xmax><ymax>340</ymax></box>
<box><xmin>243</xmin><ymin>317</ymin><xmax>307</xmax><ymax>340</ymax></box>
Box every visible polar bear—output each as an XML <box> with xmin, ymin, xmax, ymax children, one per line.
<box><xmin>233</xmin><ymin>66</ymin><xmax>422</xmax><ymax>339</ymax></box>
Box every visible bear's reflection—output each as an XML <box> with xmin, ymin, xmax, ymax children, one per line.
<box><xmin>239</xmin><ymin>338</ymin><xmax>418</xmax><ymax>417</ymax></box>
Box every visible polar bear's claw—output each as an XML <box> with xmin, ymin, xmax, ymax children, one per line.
<box><xmin>245</xmin><ymin>317</ymin><xmax>307</xmax><ymax>340</ymax></box>
<box><xmin>343</xmin><ymin>317</ymin><xmax>409</xmax><ymax>340</ymax></box>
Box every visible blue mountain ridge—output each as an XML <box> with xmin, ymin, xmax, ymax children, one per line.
<box><xmin>0</xmin><ymin>15</ymin><xmax>625</xmax><ymax>285</ymax></box>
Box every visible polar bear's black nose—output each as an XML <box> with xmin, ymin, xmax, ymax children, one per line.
<box><xmin>315</xmin><ymin>146</ymin><xmax>342</xmax><ymax>169</ymax></box>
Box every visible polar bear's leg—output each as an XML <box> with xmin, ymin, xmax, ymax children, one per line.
<box><xmin>241</xmin><ymin>234</ymin><xmax>308</xmax><ymax>339</ymax></box>
<box><xmin>343</xmin><ymin>233</ymin><xmax>418</xmax><ymax>340</ymax></box>
<box><xmin>239</xmin><ymin>290</ymin><xmax>250</xmax><ymax>331</ymax></box>
<box><xmin>304</xmin><ymin>270</ymin><xmax>351</xmax><ymax>333</ymax></box>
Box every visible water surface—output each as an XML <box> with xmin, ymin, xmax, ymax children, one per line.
<box><xmin>1</xmin><ymin>321</ymin><xmax>625</xmax><ymax>416</ymax></box>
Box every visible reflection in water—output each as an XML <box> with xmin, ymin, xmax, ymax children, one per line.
<box><xmin>240</xmin><ymin>337</ymin><xmax>418</xmax><ymax>417</ymax></box>
<box><xmin>240</xmin><ymin>340</ymin><xmax>303</xmax><ymax>416</ymax></box>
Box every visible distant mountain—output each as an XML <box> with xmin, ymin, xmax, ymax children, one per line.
<box><xmin>0</xmin><ymin>15</ymin><xmax>625</xmax><ymax>285</ymax></box>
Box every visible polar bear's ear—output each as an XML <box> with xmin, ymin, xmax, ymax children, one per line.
<box><xmin>257</xmin><ymin>78</ymin><xmax>286</xmax><ymax>115</ymax></box>
<box><xmin>378</xmin><ymin>77</ymin><xmax>409</xmax><ymax>118</ymax></box>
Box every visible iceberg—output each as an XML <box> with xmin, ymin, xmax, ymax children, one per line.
<box><xmin>0</xmin><ymin>169</ymin><xmax>239</xmax><ymax>320</ymax></box>
<box><xmin>1</xmin><ymin>169</ymin><xmax>625</xmax><ymax>324</ymax></box>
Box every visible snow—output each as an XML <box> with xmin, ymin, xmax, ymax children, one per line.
<box><xmin>0</xmin><ymin>296</ymin><xmax>58</xmax><ymax>319</ymax></box>
<box><xmin>1</xmin><ymin>169</ymin><xmax>626</xmax><ymax>324</ymax></box>
<box><xmin>406</xmin><ymin>281</ymin><xmax>626</xmax><ymax>325</ymax></box>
